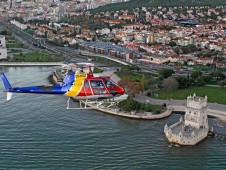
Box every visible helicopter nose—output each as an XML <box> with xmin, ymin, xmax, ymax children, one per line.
<box><xmin>118</xmin><ymin>87</ymin><xmax>125</xmax><ymax>95</ymax></box>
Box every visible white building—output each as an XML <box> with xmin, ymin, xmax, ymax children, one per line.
<box><xmin>164</xmin><ymin>94</ymin><xmax>209</xmax><ymax>145</ymax></box>
<box><xmin>0</xmin><ymin>35</ymin><xmax>7</xmax><ymax>59</ymax></box>
<box><xmin>0</xmin><ymin>48</ymin><xmax>7</xmax><ymax>59</ymax></box>
<box><xmin>0</xmin><ymin>35</ymin><xmax>6</xmax><ymax>48</ymax></box>
<box><xmin>10</xmin><ymin>20</ymin><xmax>28</xmax><ymax>30</ymax></box>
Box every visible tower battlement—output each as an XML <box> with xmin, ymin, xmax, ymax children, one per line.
<box><xmin>187</xmin><ymin>93</ymin><xmax>207</xmax><ymax>110</ymax></box>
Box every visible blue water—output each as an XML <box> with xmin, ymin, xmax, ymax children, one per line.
<box><xmin>0</xmin><ymin>67</ymin><xmax>226</xmax><ymax>169</ymax></box>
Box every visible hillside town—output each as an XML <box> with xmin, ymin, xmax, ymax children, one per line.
<box><xmin>0</xmin><ymin>0</ymin><xmax>225</xmax><ymax>70</ymax></box>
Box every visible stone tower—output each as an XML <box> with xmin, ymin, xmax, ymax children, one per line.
<box><xmin>185</xmin><ymin>94</ymin><xmax>208</xmax><ymax>129</ymax></box>
<box><xmin>164</xmin><ymin>94</ymin><xmax>209</xmax><ymax>145</ymax></box>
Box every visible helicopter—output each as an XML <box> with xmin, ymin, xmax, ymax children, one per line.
<box><xmin>0</xmin><ymin>65</ymin><xmax>125</xmax><ymax>106</ymax></box>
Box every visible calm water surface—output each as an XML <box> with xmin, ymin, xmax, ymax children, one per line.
<box><xmin>0</xmin><ymin>67</ymin><xmax>226</xmax><ymax>169</ymax></box>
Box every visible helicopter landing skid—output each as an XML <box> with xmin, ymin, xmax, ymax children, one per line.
<box><xmin>66</xmin><ymin>98</ymin><xmax>118</xmax><ymax>110</ymax></box>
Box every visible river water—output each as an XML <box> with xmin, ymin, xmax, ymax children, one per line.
<box><xmin>0</xmin><ymin>66</ymin><xmax>226</xmax><ymax>169</ymax></box>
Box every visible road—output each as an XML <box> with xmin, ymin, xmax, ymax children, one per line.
<box><xmin>4</xmin><ymin>22</ymin><xmax>129</xmax><ymax>67</ymax></box>
<box><xmin>135</xmin><ymin>93</ymin><xmax>226</xmax><ymax>112</ymax></box>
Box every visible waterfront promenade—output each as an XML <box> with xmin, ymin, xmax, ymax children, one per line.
<box><xmin>0</xmin><ymin>62</ymin><xmax>64</xmax><ymax>66</ymax></box>
<box><xmin>135</xmin><ymin>94</ymin><xmax>226</xmax><ymax>121</ymax></box>
<box><xmin>77</xmin><ymin>94</ymin><xmax>226</xmax><ymax>121</ymax></box>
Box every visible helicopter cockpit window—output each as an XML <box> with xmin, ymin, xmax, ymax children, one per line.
<box><xmin>90</xmin><ymin>80</ymin><xmax>104</xmax><ymax>88</ymax></box>
<box><xmin>90</xmin><ymin>80</ymin><xmax>106</xmax><ymax>95</ymax></box>
<box><xmin>104</xmin><ymin>78</ymin><xmax>116</xmax><ymax>88</ymax></box>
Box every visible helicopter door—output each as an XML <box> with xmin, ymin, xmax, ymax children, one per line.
<box><xmin>90</xmin><ymin>80</ymin><xmax>107</xmax><ymax>95</ymax></box>
<box><xmin>84</xmin><ymin>80</ymin><xmax>92</xmax><ymax>95</ymax></box>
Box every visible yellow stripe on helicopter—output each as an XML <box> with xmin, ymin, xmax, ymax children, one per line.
<box><xmin>65</xmin><ymin>73</ymin><xmax>87</xmax><ymax>97</ymax></box>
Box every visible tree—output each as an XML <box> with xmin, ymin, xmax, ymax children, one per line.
<box><xmin>211</xmin><ymin>70</ymin><xmax>225</xmax><ymax>80</ymax></box>
<box><xmin>44</xmin><ymin>31</ymin><xmax>48</xmax><ymax>38</ymax></box>
<box><xmin>186</xmin><ymin>44</ymin><xmax>198</xmax><ymax>53</ymax></box>
<box><xmin>118</xmin><ymin>78</ymin><xmax>141</xmax><ymax>95</ymax></box>
<box><xmin>129</xmin><ymin>65</ymin><xmax>140</xmax><ymax>71</ymax></box>
<box><xmin>169</xmin><ymin>41</ymin><xmax>177</xmax><ymax>47</ymax></box>
<box><xmin>140</xmin><ymin>75</ymin><xmax>145</xmax><ymax>93</ymax></box>
<box><xmin>162</xmin><ymin>77</ymin><xmax>179</xmax><ymax>91</ymax></box>
<box><xmin>159</xmin><ymin>68</ymin><xmax>174</xmax><ymax>79</ymax></box>
<box><xmin>181</xmin><ymin>46</ymin><xmax>189</xmax><ymax>54</ymax></box>
<box><xmin>210</xmin><ymin>12</ymin><xmax>217</xmax><ymax>20</ymax></box>
<box><xmin>195</xmin><ymin>77</ymin><xmax>205</xmax><ymax>86</ymax></box>
<box><xmin>191</xmin><ymin>70</ymin><xmax>202</xmax><ymax>79</ymax></box>
<box><xmin>0</xmin><ymin>30</ymin><xmax>7</xmax><ymax>35</ymax></box>
<box><xmin>202</xmin><ymin>75</ymin><xmax>213</xmax><ymax>83</ymax></box>
<box><xmin>176</xmin><ymin>77</ymin><xmax>190</xmax><ymax>88</ymax></box>
<box><xmin>218</xmin><ymin>80</ymin><xmax>226</xmax><ymax>87</ymax></box>
<box><xmin>118</xmin><ymin>97</ymin><xmax>140</xmax><ymax>112</ymax></box>
<box><xmin>173</xmin><ymin>46</ymin><xmax>180</xmax><ymax>56</ymax></box>
<box><xmin>73</xmin><ymin>27</ymin><xmax>77</xmax><ymax>36</ymax></box>
<box><xmin>128</xmin><ymin>81</ymin><xmax>141</xmax><ymax>95</ymax></box>
<box><xmin>52</xmin><ymin>30</ymin><xmax>57</xmax><ymax>34</ymax></box>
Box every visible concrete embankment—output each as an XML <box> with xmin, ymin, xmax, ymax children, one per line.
<box><xmin>80</xmin><ymin>100</ymin><xmax>172</xmax><ymax>120</ymax></box>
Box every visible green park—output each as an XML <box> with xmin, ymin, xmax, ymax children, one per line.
<box><xmin>154</xmin><ymin>86</ymin><xmax>226</xmax><ymax>105</ymax></box>
<box><xmin>11</xmin><ymin>52</ymin><xmax>64</xmax><ymax>62</ymax></box>
<box><xmin>116</xmin><ymin>65</ymin><xmax>226</xmax><ymax>106</ymax></box>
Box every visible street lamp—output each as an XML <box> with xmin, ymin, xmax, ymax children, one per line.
<box><xmin>64</xmin><ymin>44</ymin><xmax>68</xmax><ymax>55</ymax></box>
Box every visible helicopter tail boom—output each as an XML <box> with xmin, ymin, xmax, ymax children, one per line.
<box><xmin>0</xmin><ymin>73</ymin><xmax>13</xmax><ymax>102</ymax></box>
<box><xmin>0</xmin><ymin>72</ymin><xmax>67</xmax><ymax>102</ymax></box>
<box><xmin>0</xmin><ymin>72</ymin><xmax>12</xmax><ymax>91</ymax></box>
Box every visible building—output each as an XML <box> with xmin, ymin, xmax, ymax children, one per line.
<box><xmin>196</xmin><ymin>57</ymin><xmax>214</xmax><ymax>65</ymax></box>
<box><xmin>10</xmin><ymin>20</ymin><xmax>28</xmax><ymax>30</ymax></box>
<box><xmin>164</xmin><ymin>94</ymin><xmax>209</xmax><ymax>145</ymax></box>
<box><xmin>0</xmin><ymin>35</ymin><xmax>7</xmax><ymax>59</ymax></box>
<box><xmin>0</xmin><ymin>35</ymin><xmax>6</xmax><ymax>48</ymax></box>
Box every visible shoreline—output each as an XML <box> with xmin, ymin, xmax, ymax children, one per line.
<box><xmin>49</xmin><ymin>73</ymin><xmax>226</xmax><ymax>121</ymax></box>
<box><xmin>77</xmin><ymin>100</ymin><xmax>173</xmax><ymax>120</ymax></box>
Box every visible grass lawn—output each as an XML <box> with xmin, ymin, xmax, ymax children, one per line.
<box><xmin>93</xmin><ymin>67</ymin><xmax>103</xmax><ymax>73</ymax></box>
<box><xmin>12</xmin><ymin>52</ymin><xmax>64</xmax><ymax>62</ymax></box>
<box><xmin>10</xmin><ymin>49</ymin><xmax>22</xmax><ymax>53</ymax></box>
<box><xmin>6</xmin><ymin>43</ymin><xmax>24</xmax><ymax>48</ymax></box>
<box><xmin>140</xmin><ymin>103</ymin><xmax>165</xmax><ymax>114</ymax></box>
<box><xmin>116</xmin><ymin>71</ymin><xmax>143</xmax><ymax>82</ymax></box>
<box><xmin>153</xmin><ymin>86</ymin><xmax>226</xmax><ymax>105</ymax></box>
